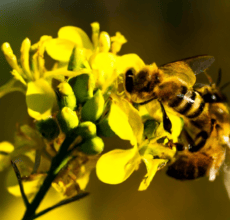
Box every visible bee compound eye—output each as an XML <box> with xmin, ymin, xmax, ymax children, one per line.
<box><xmin>125</xmin><ymin>68</ymin><xmax>135</xmax><ymax>93</ymax></box>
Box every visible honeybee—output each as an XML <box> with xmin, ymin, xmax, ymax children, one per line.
<box><xmin>124</xmin><ymin>55</ymin><xmax>215</xmax><ymax>134</ymax></box>
<box><xmin>124</xmin><ymin>57</ymin><xmax>230</xmax><ymax>181</ymax></box>
<box><xmin>166</xmin><ymin>69</ymin><xmax>230</xmax><ymax>180</ymax></box>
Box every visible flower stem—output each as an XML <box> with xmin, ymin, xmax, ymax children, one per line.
<box><xmin>21</xmin><ymin>135</ymin><xmax>76</xmax><ymax>220</ymax></box>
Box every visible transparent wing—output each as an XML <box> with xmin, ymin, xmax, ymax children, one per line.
<box><xmin>159</xmin><ymin>55</ymin><xmax>215</xmax><ymax>87</ymax></box>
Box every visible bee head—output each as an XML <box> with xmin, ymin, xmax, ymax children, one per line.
<box><xmin>124</xmin><ymin>64</ymin><xmax>161</xmax><ymax>103</ymax></box>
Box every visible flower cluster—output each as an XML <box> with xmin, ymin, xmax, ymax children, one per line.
<box><xmin>0</xmin><ymin>22</ymin><xmax>183</xmax><ymax>202</ymax></box>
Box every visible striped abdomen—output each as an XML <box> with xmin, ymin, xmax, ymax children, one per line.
<box><xmin>166</xmin><ymin>151</ymin><xmax>213</xmax><ymax>180</ymax></box>
<box><xmin>168</xmin><ymin>86</ymin><xmax>205</xmax><ymax>118</ymax></box>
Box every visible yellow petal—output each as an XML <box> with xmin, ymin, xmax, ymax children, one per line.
<box><xmin>116</xmin><ymin>53</ymin><xmax>145</xmax><ymax>75</ymax></box>
<box><xmin>58</xmin><ymin>26</ymin><xmax>93</xmax><ymax>50</ymax></box>
<box><xmin>96</xmin><ymin>148</ymin><xmax>141</xmax><ymax>184</ymax></box>
<box><xmin>26</xmin><ymin>78</ymin><xmax>56</xmax><ymax>120</ymax></box>
<box><xmin>109</xmin><ymin>96</ymin><xmax>144</xmax><ymax>145</ymax></box>
<box><xmin>0</xmin><ymin>141</ymin><xmax>14</xmax><ymax>153</ymax></box>
<box><xmin>145</xmin><ymin>102</ymin><xmax>184</xmax><ymax>142</ymax></box>
<box><xmin>145</xmin><ymin>141</ymin><xmax>176</xmax><ymax>160</ymax></box>
<box><xmin>0</xmin><ymin>142</ymin><xmax>14</xmax><ymax>171</ymax></box>
<box><xmin>46</xmin><ymin>38</ymin><xmax>76</xmax><ymax>62</ymax></box>
<box><xmin>90</xmin><ymin>52</ymin><xmax>117</xmax><ymax>88</ymax></box>
<box><xmin>7</xmin><ymin>174</ymin><xmax>46</xmax><ymax>197</ymax></box>
<box><xmin>111</xmin><ymin>32</ymin><xmax>127</xmax><ymax>54</ymax></box>
<box><xmin>108</xmin><ymin>99</ymin><xmax>135</xmax><ymax>144</ymax></box>
<box><xmin>138</xmin><ymin>158</ymin><xmax>167</xmax><ymax>191</ymax></box>
<box><xmin>44</xmin><ymin>69</ymin><xmax>91</xmax><ymax>79</ymax></box>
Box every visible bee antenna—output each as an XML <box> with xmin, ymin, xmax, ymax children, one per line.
<box><xmin>216</xmin><ymin>68</ymin><xmax>222</xmax><ymax>87</ymax></box>
<box><xmin>158</xmin><ymin>101</ymin><xmax>172</xmax><ymax>134</ymax></box>
<box><xmin>220</xmin><ymin>81</ymin><xmax>230</xmax><ymax>91</ymax></box>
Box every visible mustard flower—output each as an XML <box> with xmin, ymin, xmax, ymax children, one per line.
<box><xmin>0</xmin><ymin>22</ymin><xmax>187</xmax><ymax>219</ymax></box>
<box><xmin>96</xmin><ymin>95</ymin><xmax>183</xmax><ymax>190</ymax></box>
<box><xmin>1</xmin><ymin>37</ymin><xmax>57</xmax><ymax>120</ymax></box>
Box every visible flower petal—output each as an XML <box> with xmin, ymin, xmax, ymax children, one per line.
<box><xmin>58</xmin><ymin>26</ymin><xmax>93</xmax><ymax>50</ymax></box>
<box><xmin>7</xmin><ymin>173</ymin><xmax>46</xmax><ymax>197</ymax></box>
<box><xmin>0</xmin><ymin>141</ymin><xmax>14</xmax><ymax>153</ymax></box>
<box><xmin>109</xmin><ymin>96</ymin><xmax>144</xmax><ymax>145</ymax></box>
<box><xmin>90</xmin><ymin>52</ymin><xmax>117</xmax><ymax>88</ymax></box>
<box><xmin>116</xmin><ymin>53</ymin><xmax>145</xmax><ymax>74</ymax></box>
<box><xmin>138</xmin><ymin>158</ymin><xmax>167</xmax><ymax>191</ymax></box>
<box><xmin>46</xmin><ymin>38</ymin><xmax>76</xmax><ymax>62</ymax></box>
<box><xmin>0</xmin><ymin>142</ymin><xmax>15</xmax><ymax>171</ymax></box>
<box><xmin>26</xmin><ymin>78</ymin><xmax>57</xmax><ymax>120</ymax></box>
<box><xmin>96</xmin><ymin>148</ymin><xmax>141</xmax><ymax>184</ymax></box>
<box><xmin>145</xmin><ymin>102</ymin><xmax>184</xmax><ymax>142</ymax></box>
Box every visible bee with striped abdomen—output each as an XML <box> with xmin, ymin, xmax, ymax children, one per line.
<box><xmin>124</xmin><ymin>55</ymin><xmax>215</xmax><ymax>134</ymax></box>
<box><xmin>167</xmin><ymin>69</ymin><xmax>230</xmax><ymax>180</ymax></box>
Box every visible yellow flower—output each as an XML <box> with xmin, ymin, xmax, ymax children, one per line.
<box><xmin>0</xmin><ymin>142</ymin><xmax>14</xmax><ymax>171</ymax></box>
<box><xmin>111</xmin><ymin>32</ymin><xmax>127</xmax><ymax>54</ymax></box>
<box><xmin>96</xmin><ymin>96</ymin><xmax>180</xmax><ymax>190</ymax></box>
<box><xmin>1</xmin><ymin>37</ymin><xmax>57</xmax><ymax>120</ymax></box>
<box><xmin>44</xmin><ymin>22</ymin><xmax>138</xmax><ymax>93</ymax></box>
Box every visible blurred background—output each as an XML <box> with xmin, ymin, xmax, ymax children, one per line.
<box><xmin>1</xmin><ymin>0</ymin><xmax>230</xmax><ymax>219</ymax></box>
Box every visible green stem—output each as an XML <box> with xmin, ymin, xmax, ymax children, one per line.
<box><xmin>21</xmin><ymin>135</ymin><xmax>75</xmax><ymax>220</ymax></box>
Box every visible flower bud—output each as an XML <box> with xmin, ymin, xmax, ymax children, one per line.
<box><xmin>81</xmin><ymin>89</ymin><xmax>104</xmax><ymax>122</ymax></box>
<box><xmin>91</xmin><ymin>22</ymin><xmax>100</xmax><ymax>48</ymax></box>
<box><xmin>2</xmin><ymin>42</ymin><xmax>21</xmax><ymax>72</ymax></box>
<box><xmin>78</xmin><ymin>136</ymin><xmax>104</xmax><ymax>155</ymax></box>
<box><xmin>57</xmin><ymin>81</ymin><xmax>77</xmax><ymax>110</ymax></box>
<box><xmin>36</xmin><ymin>117</ymin><xmax>60</xmax><ymax>141</ymax></box>
<box><xmin>99</xmin><ymin>32</ymin><xmax>111</xmax><ymax>52</ymax></box>
<box><xmin>97</xmin><ymin>117</ymin><xmax>115</xmax><ymax>137</ymax></box>
<box><xmin>69</xmin><ymin>74</ymin><xmax>95</xmax><ymax>103</ymax></box>
<box><xmin>72</xmin><ymin>121</ymin><xmax>97</xmax><ymax>139</ymax></box>
<box><xmin>57</xmin><ymin>107</ymin><xmax>79</xmax><ymax>133</ymax></box>
<box><xmin>20</xmin><ymin>38</ymin><xmax>32</xmax><ymax>78</ymax></box>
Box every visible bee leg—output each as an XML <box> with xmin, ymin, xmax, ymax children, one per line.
<box><xmin>180</xmin><ymin>129</ymin><xmax>196</xmax><ymax>151</ymax></box>
<box><xmin>220</xmin><ymin>81</ymin><xmax>230</xmax><ymax>91</ymax></box>
<box><xmin>158</xmin><ymin>101</ymin><xmax>172</xmax><ymax>134</ymax></box>
<box><xmin>216</xmin><ymin>68</ymin><xmax>222</xmax><ymax>87</ymax></box>
<box><xmin>215</xmin><ymin>68</ymin><xmax>230</xmax><ymax>90</ymax></box>
<box><xmin>179</xmin><ymin>128</ymin><xmax>208</xmax><ymax>152</ymax></box>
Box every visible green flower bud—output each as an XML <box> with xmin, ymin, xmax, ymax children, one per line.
<box><xmin>81</xmin><ymin>89</ymin><xmax>105</xmax><ymax>122</ymax></box>
<box><xmin>72</xmin><ymin>121</ymin><xmax>97</xmax><ymax>139</ymax></box>
<box><xmin>97</xmin><ymin>117</ymin><xmax>115</xmax><ymax>137</ymax></box>
<box><xmin>79</xmin><ymin>136</ymin><xmax>104</xmax><ymax>155</ymax></box>
<box><xmin>69</xmin><ymin>74</ymin><xmax>95</xmax><ymax>103</ymax></box>
<box><xmin>68</xmin><ymin>47</ymin><xmax>85</xmax><ymax>71</ymax></box>
<box><xmin>57</xmin><ymin>82</ymin><xmax>77</xmax><ymax>110</ymax></box>
<box><xmin>144</xmin><ymin>119</ymin><xmax>159</xmax><ymax>140</ymax></box>
<box><xmin>57</xmin><ymin>107</ymin><xmax>79</xmax><ymax>133</ymax></box>
<box><xmin>36</xmin><ymin>117</ymin><xmax>60</xmax><ymax>141</ymax></box>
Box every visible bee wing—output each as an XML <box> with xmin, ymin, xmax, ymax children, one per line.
<box><xmin>182</xmin><ymin>55</ymin><xmax>215</xmax><ymax>75</ymax></box>
<box><xmin>193</xmin><ymin>83</ymin><xmax>207</xmax><ymax>89</ymax></box>
<box><xmin>159</xmin><ymin>55</ymin><xmax>215</xmax><ymax>87</ymax></box>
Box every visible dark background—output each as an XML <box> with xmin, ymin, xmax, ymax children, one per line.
<box><xmin>0</xmin><ymin>0</ymin><xmax>230</xmax><ymax>219</ymax></box>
